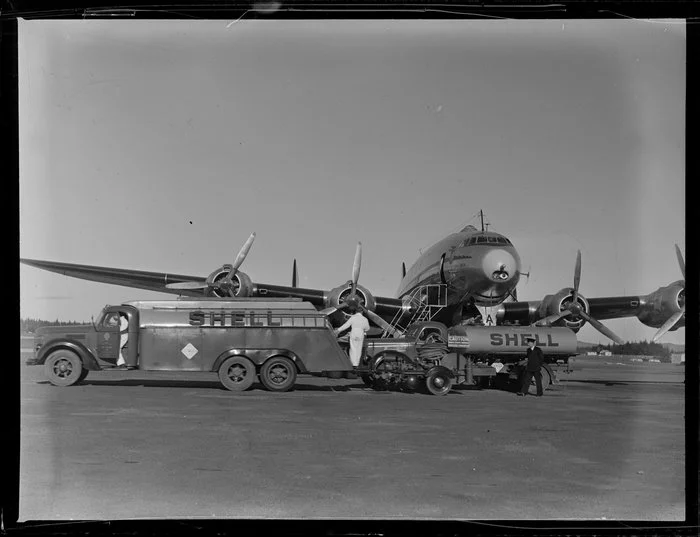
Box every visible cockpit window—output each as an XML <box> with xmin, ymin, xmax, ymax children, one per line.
<box><xmin>496</xmin><ymin>237</ymin><xmax>506</xmax><ymax>244</ymax></box>
<box><xmin>476</xmin><ymin>236</ymin><xmax>488</xmax><ymax>244</ymax></box>
<box><xmin>487</xmin><ymin>236</ymin><xmax>498</xmax><ymax>243</ymax></box>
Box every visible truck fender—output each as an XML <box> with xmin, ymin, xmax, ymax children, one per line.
<box><xmin>212</xmin><ymin>349</ymin><xmax>307</xmax><ymax>374</ymax></box>
<box><xmin>37</xmin><ymin>340</ymin><xmax>101</xmax><ymax>371</ymax></box>
<box><xmin>368</xmin><ymin>350</ymin><xmax>415</xmax><ymax>372</ymax></box>
<box><xmin>426</xmin><ymin>365</ymin><xmax>455</xmax><ymax>379</ymax></box>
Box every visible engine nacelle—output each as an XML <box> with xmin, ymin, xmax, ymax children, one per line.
<box><xmin>206</xmin><ymin>267</ymin><xmax>254</xmax><ymax>297</ymax></box>
<box><xmin>326</xmin><ymin>282</ymin><xmax>376</xmax><ymax>318</ymax></box>
<box><xmin>636</xmin><ymin>280</ymin><xmax>685</xmax><ymax>329</ymax></box>
<box><xmin>536</xmin><ymin>288</ymin><xmax>591</xmax><ymax>332</ymax></box>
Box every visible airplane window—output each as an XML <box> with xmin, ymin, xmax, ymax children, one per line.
<box><xmin>496</xmin><ymin>237</ymin><xmax>506</xmax><ymax>244</ymax></box>
<box><xmin>487</xmin><ymin>237</ymin><xmax>498</xmax><ymax>243</ymax></box>
<box><xmin>476</xmin><ymin>236</ymin><xmax>487</xmax><ymax>244</ymax></box>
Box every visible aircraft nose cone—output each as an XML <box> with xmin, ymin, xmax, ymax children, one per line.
<box><xmin>482</xmin><ymin>249</ymin><xmax>517</xmax><ymax>282</ymax></box>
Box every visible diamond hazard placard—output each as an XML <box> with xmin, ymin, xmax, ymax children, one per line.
<box><xmin>181</xmin><ymin>343</ymin><xmax>199</xmax><ymax>360</ymax></box>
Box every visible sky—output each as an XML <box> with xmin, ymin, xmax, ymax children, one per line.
<box><xmin>18</xmin><ymin>19</ymin><xmax>686</xmax><ymax>344</ymax></box>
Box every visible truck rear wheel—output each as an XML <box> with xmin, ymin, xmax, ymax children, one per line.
<box><xmin>260</xmin><ymin>356</ymin><xmax>297</xmax><ymax>392</ymax></box>
<box><xmin>218</xmin><ymin>356</ymin><xmax>256</xmax><ymax>392</ymax></box>
<box><xmin>44</xmin><ymin>350</ymin><xmax>83</xmax><ymax>387</ymax></box>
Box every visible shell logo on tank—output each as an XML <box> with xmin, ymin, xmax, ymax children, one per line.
<box><xmin>188</xmin><ymin>310</ymin><xmax>325</xmax><ymax>328</ymax></box>
<box><xmin>490</xmin><ymin>333</ymin><xmax>559</xmax><ymax>347</ymax></box>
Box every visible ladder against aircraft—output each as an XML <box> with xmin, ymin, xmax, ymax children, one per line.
<box><xmin>382</xmin><ymin>284</ymin><xmax>448</xmax><ymax>337</ymax></box>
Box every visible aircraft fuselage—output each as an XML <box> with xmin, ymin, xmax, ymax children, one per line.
<box><xmin>397</xmin><ymin>226</ymin><xmax>521</xmax><ymax>308</ymax></box>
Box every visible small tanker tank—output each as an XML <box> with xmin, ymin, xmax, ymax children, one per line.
<box><xmin>446</xmin><ymin>325</ymin><xmax>578</xmax><ymax>356</ymax></box>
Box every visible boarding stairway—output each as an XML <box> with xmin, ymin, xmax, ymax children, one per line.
<box><xmin>380</xmin><ymin>284</ymin><xmax>448</xmax><ymax>338</ymax></box>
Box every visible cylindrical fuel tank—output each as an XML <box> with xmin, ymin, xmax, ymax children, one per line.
<box><xmin>446</xmin><ymin>325</ymin><xmax>577</xmax><ymax>355</ymax></box>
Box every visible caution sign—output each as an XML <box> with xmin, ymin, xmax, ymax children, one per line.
<box><xmin>448</xmin><ymin>334</ymin><xmax>470</xmax><ymax>348</ymax></box>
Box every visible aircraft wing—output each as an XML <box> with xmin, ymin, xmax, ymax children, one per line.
<box><xmin>499</xmin><ymin>287</ymin><xmax>684</xmax><ymax>345</ymax></box>
<box><xmin>498</xmin><ymin>246</ymin><xmax>685</xmax><ymax>343</ymax></box>
<box><xmin>21</xmin><ymin>258</ymin><xmax>213</xmax><ymax>297</ymax></box>
<box><xmin>20</xmin><ymin>258</ymin><xmax>405</xmax><ymax>322</ymax></box>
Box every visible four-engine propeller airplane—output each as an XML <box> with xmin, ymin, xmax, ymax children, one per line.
<box><xmin>20</xmin><ymin>215</ymin><xmax>685</xmax><ymax>343</ymax></box>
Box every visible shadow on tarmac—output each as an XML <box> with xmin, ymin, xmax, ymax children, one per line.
<box><xmin>36</xmin><ymin>379</ymin><xmax>373</xmax><ymax>392</ymax></box>
<box><xmin>562</xmin><ymin>379</ymin><xmax>629</xmax><ymax>386</ymax></box>
<box><xmin>35</xmin><ymin>379</ymin><xmax>492</xmax><ymax>395</ymax></box>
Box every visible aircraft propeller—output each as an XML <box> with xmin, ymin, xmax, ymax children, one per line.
<box><xmin>322</xmin><ymin>243</ymin><xmax>400</xmax><ymax>337</ymax></box>
<box><xmin>165</xmin><ymin>232</ymin><xmax>256</xmax><ymax>297</ymax></box>
<box><xmin>651</xmin><ymin>244</ymin><xmax>685</xmax><ymax>343</ymax></box>
<box><xmin>536</xmin><ymin>250</ymin><xmax>624</xmax><ymax>345</ymax></box>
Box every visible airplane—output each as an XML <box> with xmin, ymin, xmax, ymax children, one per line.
<box><xmin>20</xmin><ymin>212</ymin><xmax>685</xmax><ymax>343</ymax></box>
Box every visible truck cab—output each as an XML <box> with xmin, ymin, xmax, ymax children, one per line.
<box><xmin>30</xmin><ymin>304</ymin><xmax>139</xmax><ymax>377</ymax></box>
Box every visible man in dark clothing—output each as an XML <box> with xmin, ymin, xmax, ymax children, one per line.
<box><xmin>517</xmin><ymin>336</ymin><xmax>544</xmax><ymax>396</ymax></box>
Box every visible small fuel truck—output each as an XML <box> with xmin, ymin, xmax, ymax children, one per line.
<box><xmin>357</xmin><ymin>322</ymin><xmax>578</xmax><ymax>395</ymax></box>
<box><xmin>28</xmin><ymin>298</ymin><xmax>354</xmax><ymax>392</ymax></box>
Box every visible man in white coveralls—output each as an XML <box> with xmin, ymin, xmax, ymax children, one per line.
<box><xmin>334</xmin><ymin>306</ymin><xmax>370</xmax><ymax>367</ymax></box>
<box><xmin>116</xmin><ymin>313</ymin><xmax>129</xmax><ymax>368</ymax></box>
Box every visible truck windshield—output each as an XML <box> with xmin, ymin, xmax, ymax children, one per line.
<box><xmin>100</xmin><ymin>311</ymin><xmax>120</xmax><ymax>328</ymax></box>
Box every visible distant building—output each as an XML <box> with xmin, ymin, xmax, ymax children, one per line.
<box><xmin>599</xmin><ymin>350</ymin><xmax>612</xmax><ymax>356</ymax></box>
<box><xmin>649</xmin><ymin>358</ymin><xmax>661</xmax><ymax>363</ymax></box>
<box><xmin>631</xmin><ymin>358</ymin><xmax>643</xmax><ymax>362</ymax></box>
<box><xmin>671</xmin><ymin>353</ymin><xmax>685</xmax><ymax>364</ymax></box>
<box><xmin>586</xmin><ymin>351</ymin><xmax>597</xmax><ymax>356</ymax></box>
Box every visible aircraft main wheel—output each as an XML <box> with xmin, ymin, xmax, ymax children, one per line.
<box><xmin>535</xmin><ymin>368</ymin><xmax>552</xmax><ymax>393</ymax></box>
<box><xmin>44</xmin><ymin>350</ymin><xmax>83</xmax><ymax>387</ymax></box>
<box><xmin>425</xmin><ymin>369</ymin><xmax>452</xmax><ymax>396</ymax></box>
<box><xmin>260</xmin><ymin>356</ymin><xmax>297</xmax><ymax>392</ymax></box>
<box><xmin>218</xmin><ymin>356</ymin><xmax>256</xmax><ymax>392</ymax></box>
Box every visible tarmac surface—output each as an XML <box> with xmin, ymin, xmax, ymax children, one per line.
<box><xmin>19</xmin><ymin>349</ymin><xmax>686</xmax><ymax>521</ymax></box>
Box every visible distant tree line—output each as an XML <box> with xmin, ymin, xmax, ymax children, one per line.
<box><xmin>20</xmin><ymin>317</ymin><xmax>88</xmax><ymax>334</ymax></box>
<box><xmin>596</xmin><ymin>341</ymin><xmax>671</xmax><ymax>359</ymax></box>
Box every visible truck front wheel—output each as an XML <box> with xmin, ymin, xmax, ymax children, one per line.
<box><xmin>425</xmin><ymin>368</ymin><xmax>453</xmax><ymax>396</ymax></box>
<box><xmin>260</xmin><ymin>356</ymin><xmax>297</xmax><ymax>392</ymax></box>
<box><xmin>218</xmin><ymin>356</ymin><xmax>256</xmax><ymax>392</ymax></box>
<box><xmin>44</xmin><ymin>350</ymin><xmax>83</xmax><ymax>387</ymax></box>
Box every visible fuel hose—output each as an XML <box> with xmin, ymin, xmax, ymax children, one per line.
<box><xmin>417</xmin><ymin>341</ymin><xmax>448</xmax><ymax>362</ymax></box>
